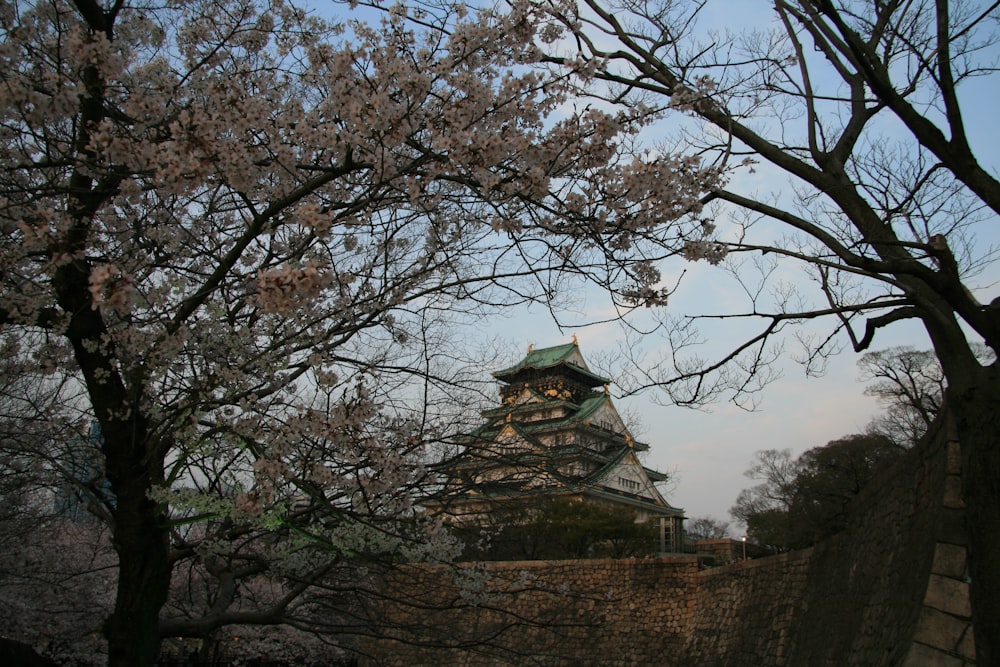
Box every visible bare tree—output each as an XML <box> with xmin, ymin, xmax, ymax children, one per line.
<box><xmin>684</xmin><ymin>515</ymin><xmax>732</xmax><ymax>541</ymax></box>
<box><xmin>860</xmin><ymin>344</ymin><xmax>994</xmax><ymax>446</ymax></box>
<box><xmin>860</xmin><ymin>347</ymin><xmax>948</xmax><ymax>446</ymax></box>
<box><xmin>729</xmin><ymin>448</ymin><xmax>798</xmax><ymax>531</ymax></box>
<box><xmin>526</xmin><ymin>0</ymin><xmax>1000</xmax><ymax>659</ymax></box>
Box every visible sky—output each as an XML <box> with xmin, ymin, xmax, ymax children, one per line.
<box><xmin>309</xmin><ymin>0</ymin><xmax>1000</xmax><ymax>530</ymax></box>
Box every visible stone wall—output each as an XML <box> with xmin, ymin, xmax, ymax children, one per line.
<box><xmin>359</xmin><ymin>558</ymin><xmax>699</xmax><ymax>666</ymax></box>
<box><xmin>679</xmin><ymin>416</ymin><xmax>973</xmax><ymax>666</ymax></box>
<box><xmin>357</xmin><ymin>419</ymin><xmax>974</xmax><ymax>666</ymax></box>
<box><xmin>683</xmin><ymin>549</ymin><xmax>814</xmax><ymax>665</ymax></box>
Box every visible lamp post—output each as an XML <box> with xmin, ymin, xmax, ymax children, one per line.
<box><xmin>741</xmin><ymin>535</ymin><xmax>747</xmax><ymax>561</ymax></box>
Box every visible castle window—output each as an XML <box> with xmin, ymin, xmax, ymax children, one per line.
<box><xmin>618</xmin><ymin>477</ymin><xmax>641</xmax><ymax>491</ymax></box>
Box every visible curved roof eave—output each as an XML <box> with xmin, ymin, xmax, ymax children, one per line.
<box><xmin>493</xmin><ymin>343</ymin><xmax>611</xmax><ymax>385</ymax></box>
<box><xmin>582</xmin><ymin>487</ymin><xmax>684</xmax><ymax>515</ymax></box>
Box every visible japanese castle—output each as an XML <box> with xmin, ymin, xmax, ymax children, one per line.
<box><xmin>440</xmin><ymin>339</ymin><xmax>685</xmax><ymax>553</ymax></box>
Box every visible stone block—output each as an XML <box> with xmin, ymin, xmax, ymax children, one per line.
<box><xmin>935</xmin><ymin>508</ymin><xmax>969</xmax><ymax>545</ymax></box>
<box><xmin>931</xmin><ymin>543</ymin><xmax>967</xmax><ymax>579</ymax></box>
<box><xmin>945</xmin><ymin>441</ymin><xmax>962</xmax><ymax>475</ymax></box>
<box><xmin>943</xmin><ymin>474</ymin><xmax>965</xmax><ymax>509</ymax></box>
<box><xmin>902</xmin><ymin>642</ymin><xmax>964</xmax><ymax>667</ymax></box>
<box><xmin>957</xmin><ymin>625</ymin><xmax>975</xmax><ymax>661</ymax></box>
<box><xmin>915</xmin><ymin>607</ymin><xmax>970</xmax><ymax>652</ymax></box>
<box><xmin>924</xmin><ymin>574</ymin><xmax>972</xmax><ymax>618</ymax></box>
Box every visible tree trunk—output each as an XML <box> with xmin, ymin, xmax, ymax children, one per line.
<box><xmin>951</xmin><ymin>367</ymin><xmax>1000</xmax><ymax>665</ymax></box>
<box><xmin>101</xmin><ymin>425</ymin><xmax>170</xmax><ymax>667</ymax></box>
<box><xmin>59</xmin><ymin>290</ymin><xmax>171</xmax><ymax>664</ymax></box>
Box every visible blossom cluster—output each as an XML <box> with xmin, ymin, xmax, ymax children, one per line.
<box><xmin>681</xmin><ymin>239</ymin><xmax>729</xmax><ymax>265</ymax></box>
<box><xmin>255</xmin><ymin>261</ymin><xmax>328</xmax><ymax>313</ymax></box>
<box><xmin>88</xmin><ymin>264</ymin><xmax>137</xmax><ymax>314</ymax></box>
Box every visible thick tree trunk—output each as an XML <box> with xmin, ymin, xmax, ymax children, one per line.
<box><xmin>59</xmin><ymin>287</ymin><xmax>171</xmax><ymax>664</ymax></box>
<box><xmin>104</xmin><ymin>490</ymin><xmax>170</xmax><ymax>666</ymax></box>
<box><xmin>101</xmin><ymin>425</ymin><xmax>171</xmax><ymax>667</ymax></box>
<box><xmin>951</xmin><ymin>368</ymin><xmax>1000</xmax><ymax>665</ymax></box>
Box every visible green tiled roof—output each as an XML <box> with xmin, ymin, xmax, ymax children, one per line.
<box><xmin>472</xmin><ymin>394</ymin><xmax>609</xmax><ymax>437</ymax></box>
<box><xmin>493</xmin><ymin>342</ymin><xmax>610</xmax><ymax>385</ymax></box>
<box><xmin>573</xmin><ymin>394</ymin><xmax>608</xmax><ymax>422</ymax></box>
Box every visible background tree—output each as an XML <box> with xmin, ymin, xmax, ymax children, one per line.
<box><xmin>0</xmin><ymin>518</ymin><xmax>116</xmax><ymax>665</ymax></box>
<box><xmin>732</xmin><ymin>435</ymin><xmax>902</xmax><ymax>551</ymax></box>
<box><xmin>0</xmin><ymin>338</ymin><xmax>113</xmax><ymax>663</ymax></box>
<box><xmin>461</xmin><ymin>498</ymin><xmax>660</xmax><ymax>560</ymax></box>
<box><xmin>860</xmin><ymin>344</ymin><xmax>995</xmax><ymax>446</ymax></box>
<box><xmin>729</xmin><ymin>449</ymin><xmax>800</xmax><ymax>551</ymax></box>
<box><xmin>528</xmin><ymin>0</ymin><xmax>1000</xmax><ymax>658</ymax></box>
<box><xmin>0</xmin><ymin>331</ymin><xmax>98</xmax><ymax>525</ymax></box>
<box><xmin>859</xmin><ymin>347</ymin><xmax>947</xmax><ymax>447</ymax></box>
<box><xmin>684</xmin><ymin>515</ymin><xmax>732</xmax><ymax>542</ymax></box>
<box><xmin>0</xmin><ymin>0</ymin><xmax>717</xmax><ymax>663</ymax></box>
<box><xmin>790</xmin><ymin>433</ymin><xmax>902</xmax><ymax>544</ymax></box>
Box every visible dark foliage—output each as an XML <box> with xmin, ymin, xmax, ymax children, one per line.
<box><xmin>457</xmin><ymin>497</ymin><xmax>660</xmax><ymax>560</ymax></box>
<box><xmin>733</xmin><ymin>434</ymin><xmax>903</xmax><ymax>552</ymax></box>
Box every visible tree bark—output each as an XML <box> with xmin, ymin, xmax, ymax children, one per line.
<box><xmin>951</xmin><ymin>367</ymin><xmax>1000</xmax><ymax>665</ymax></box>
<box><xmin>57</xmin><ymin>253</ymin><xmax>171</xmax><ymax>666</ymax></box>
<box><xmin>57</xmin><ymin>270</ymin><xmax>169</xmax><ymax>664</ymax></box>
<box><xmin>103</xmin><ymin>458</ymin><xmax>170</xmax><ymax>667</ymax></box>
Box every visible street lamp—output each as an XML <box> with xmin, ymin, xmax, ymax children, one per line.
<box><xmin>740</xmin><ymin>535</ymin><xmax>747</xmax><ymax>561</ymax></box>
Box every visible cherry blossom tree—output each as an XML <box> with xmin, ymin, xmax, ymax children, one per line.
<box><xmin>0</xmin><ymin>0</ymin><xmax>717</xmax><ymax>663</ymax></box>
<box><xmin>522</xmin><ymin>0</ymin><xmax>1000</xmax><ymax>659</ymax></box>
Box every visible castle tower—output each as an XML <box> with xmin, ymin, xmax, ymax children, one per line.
<box><xmin>440</xmin><ymin>340</ymin><xmax>685</xmax><ymax>553</ymax></box>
